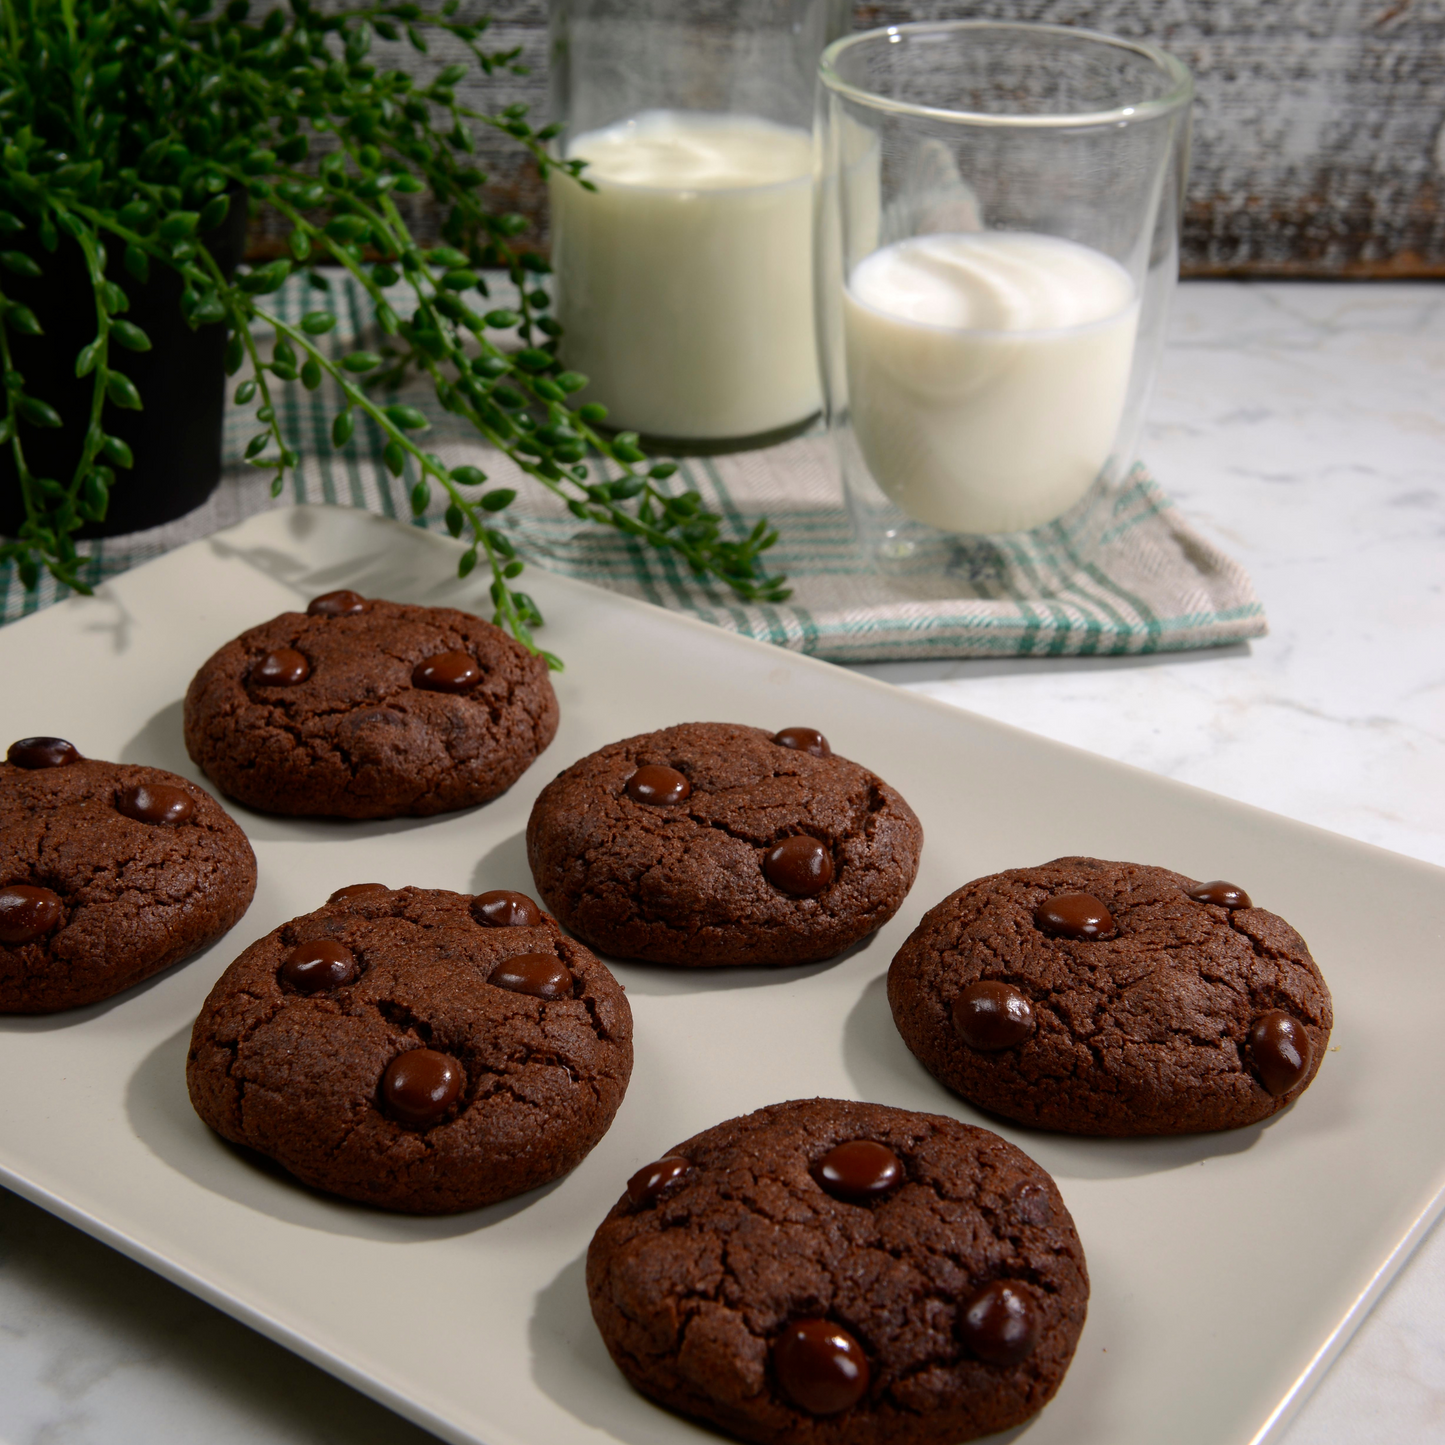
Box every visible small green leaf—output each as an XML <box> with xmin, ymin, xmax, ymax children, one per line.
<box><xmin>288</xmin><ymin>228</ymin><xmax>311</xmax><ymax>261</ymax></box>
<box><xmin>331</xmin><ymin>411</ymin><xmax>354</xmax><ymax>448</ymax></box>
<box><xmin>191</xmin><ymin>292</ymin><xmax>226</xmax><ymax>325</ymax></box>
<box><xmin>18</xmin><ymin>396</ymin><xmax>63</xmax><ymax>428</ymax></box>
<box><xmin>578</xmin><ymin>402</ymin><xmax>608</xmax><ymax>424</ymax></box>
<box><xmin>441</xmin><ymin>268</ymin><xmax>478</xmax><ymax>291</ymax></box>
<box><xmin>158</xmin><ymin>210</ymin><xmax>200</xmax><ymax>241</ymax></box>
<box><xmin>0</xmin><ymin>251</ymin><xmax>41</xmax><ymax>277</ymax></box>
<box><xmin>234</xmin><ymin>379</ymin><xmax>257</xmax><ymax>404</ymax></box>
<box><xmin>225</xmin><ymin>333</ymin><xmax>245</xmax><ymax>375</ymax></box>
<box><xmin>444</xmin><ymin>503</ymin><xmax>464</xmax><ymax>537</ymax></box>
<box><xmin>300</xmin><ymin>311</ymin><xmax>336</xmax><ymax>334</ymax></box>
<box><xmin>449</xmin><ymin>465</ymin><xmax>486</xmax><ymax>488</ymax></box>
<box><xmin>80</xmin><ymin>470</ymin><xmax>110</xmax><ymax>521</ymax></box>
<box><xmin>324</xmin><ymin>214</ymin><xmax>369</xmax><ymax>243</ymax></box>
<box><xmin>555</xmin><ymin>371</ymin><xmax>588</xmax><ymax>393</ymax></box>
<box><xmin>101</xmin><ymin>282</ymin><xmax>129</xmax><ymax>313</ymax></box>
<box><xmin>75</xmin><ymin>340</ymin><xmax>101</xmax><ymax>377</ymax></box>
<box><xmin>503</xmin><ymin>559</ymin><xmax>524</xmax><ymax>578</ymax></box>
<box><xmin>483</xmin><ymin>309</ymin><xmax>518</xmax><ymax>329</ymax></box>
<box><xmin>301</xmin><ymin>359</ymin><xmax>322</xmax><ymax>390</ymax></box>
<box><xmin>0</xmin><ymin>211</ymin><xmax>24</xmax><ymax>234</ymax></box>
<box><xmin>341</xmin><ymin>351</ymin><xmax>382</xmax><ymax>372</ymax></box>
<box><xmin>106</xmin><ymin>372</ymin><xmax>143</xmax><ymax>410</ymax></box>
<box><xmin>5</xmin><ymin>303</ymin><xmax>42</xmax><ymax>336</ymax></box>
<box><xmin>238</xmin><ymin>261</ymin><xmax>291</xmax><ymax>295</ymax></box>
<box><xmin>123</xmin><ymin>244</ymin><xmax>150</xmax><ymax>282</ymax></box>
<box><xmin>383</xmin><ymin>440</ymin><xmax>406</xmax><ymax>476</ymax></box>
<box><xmin>111</xmin><ymin>320</ymin><xmax>152</xmax><ymax>352</ymax></box>
<box><xmin>410</xmin><ymin>480</ymin><xmax>430</xmax><ymax>514</ymax></box>
<box><xmin>245</xmin><ymin>432</ymin><xmax>270</xmax><ymax>458</ymax></box>
<box><xmin>480</xmin><ymin>488</ymin><xmax>515</xmax><ymax>512</ymax></box>
<box><xmin>384</xmin><ymin>404</ymin><xmax>429</xmax><ymax>431</ymax></box>
<box><xmin>101</xmin><ymin>435</ymin><xmax>134</xmax><ymax>469</ymax></box>
<box><xmin>196</xmin><ymin>192</ymin><xmax>229</xmax><ymax>232</ymax></box>
<box><xmin>118</xmin><ymin>199</ymin><xmax>153</xmax><ymax>230</ymax></box>
<box><xmin>458</xmin><ymin>547</ymin><xmax>478</xmax><ymax>578</ymax></box>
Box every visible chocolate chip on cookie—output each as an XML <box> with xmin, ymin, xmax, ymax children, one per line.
<box><xmin>888</xmin><ymin>856</ymin><xmax>1333</xmax><ymax>1135</ymax></box>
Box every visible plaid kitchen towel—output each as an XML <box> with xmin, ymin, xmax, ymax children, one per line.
<box><xmin>0</xmin><ymin>273</ymin><xmax>1266</xmax><ymax>661</ymax></box>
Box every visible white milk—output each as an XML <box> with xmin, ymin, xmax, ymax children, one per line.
<box><xmin>843</xmin><ymin>232</ymin><xmax>1139</xmax><ymax>534</ymax></box>
<box><xmin>550</xmin><ymin>111</ymin><xmax>821</xmax><ymax>441</ymax></box>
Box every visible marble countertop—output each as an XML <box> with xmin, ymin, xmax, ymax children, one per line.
<box><xmin>2</xmin><ymin>279</ymin><xmax>1442</xmax><ymax>1444</ymax></box>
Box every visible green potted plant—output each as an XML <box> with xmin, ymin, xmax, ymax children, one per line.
<box><xmin>0</xmin><ymin>0</ymin><xmax>789</xmax><ymax>663</ymax></box>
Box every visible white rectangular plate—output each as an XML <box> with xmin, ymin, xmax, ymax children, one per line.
<box><xmin>2</xmin><ymin>505</ymin><xmax>1442</xmax><ymax>1445</ymax></box>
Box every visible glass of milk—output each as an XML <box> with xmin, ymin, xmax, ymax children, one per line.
<box><xmin>547</xmin><ymin>0</ymin><xmax>850</xmax><ymax>449</ymax></box>
<box><xmin>816</xmin><ymin>22</ymin><xmax>1194</xmax><ymax>562</ymax></box>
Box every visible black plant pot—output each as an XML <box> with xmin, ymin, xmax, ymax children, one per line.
<box><xmin>0</xmin><ymin>192</ymin><xmax>248</xmax><ymax>540</ymax></box>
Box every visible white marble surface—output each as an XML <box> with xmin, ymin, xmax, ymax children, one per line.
<box><xmin>2</xmin><ymin>280</ymin><xmax>1443</xmax><ymax>1444</ymax></box>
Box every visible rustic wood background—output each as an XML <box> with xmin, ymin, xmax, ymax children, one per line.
<box><xmin>258</xmin><ymin>0</ymin><xmax>1445</xmax><ymax>276</ymax></box>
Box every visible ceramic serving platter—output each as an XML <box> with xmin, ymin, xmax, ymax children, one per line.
<box><xmin>1</xmin><ymin>505</ymin><xmax>1442</xmax><ymax>1445</ymax></box>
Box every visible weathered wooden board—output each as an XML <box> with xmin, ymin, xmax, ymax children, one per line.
<box><xmin>251</xmin><ymin>0</ymin><xmax>1445</xmax><ymax>276</ymax></box>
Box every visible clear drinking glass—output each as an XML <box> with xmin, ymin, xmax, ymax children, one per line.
<box><xmin>547</xmin><ymin>0</ymin><xmax>850</xmax><ymax>449</ymax></box>
<box><xmin>815</xmin><ymin>22</ymin><xmax>1194</xmax><ymax>566</ymax></box>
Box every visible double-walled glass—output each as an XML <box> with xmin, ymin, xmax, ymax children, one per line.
<box><xmin>548</xmin><ymin>0</ymin><xmax>850</xmax><ymax>449</ymax></box>
<box><xmin>816</xmin><ymin>22</ymin><xmax>1193</xmax><ymax>563</ymax></box>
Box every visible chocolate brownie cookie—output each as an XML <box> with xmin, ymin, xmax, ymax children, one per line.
<box><xmin>588</xmin><ymin>1098</ymin><xmax>1087</xmax><ymax>1445</ymax></box>
<box><xmin>888</xmin><ymin>857</ymin><xmax>1333</xmax><ymax>1135</ymax></box>
<box><xmin>1</xmin><ymin>736</ymin><xmax>256</xmax><ymax>1013</ymax></box>
<box><xmin>186</xmin><ymin>885</ymin><xmax>633</xmax><ymax>1213</ymax></box>
<box><xmin>526</xmin><ymin>723</ymin><xmax>922</xmax><ymax>966</ymax></box>
<box><xmin>183</xmin><ymin>592</ymin><xmax>558</xmax><ymax>818</ymax></box>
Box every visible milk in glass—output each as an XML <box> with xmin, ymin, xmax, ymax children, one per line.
<box><xmin>551</xmin><ymin>111</ymin><xmax>821</xmax><ymax>442</ymax></box>
<box><xmin>843</xmin><ymin>232</ymin><xmax>1139</xmax><ymax>534</ymax></box>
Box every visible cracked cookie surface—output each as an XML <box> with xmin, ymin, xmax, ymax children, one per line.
<box><xmin>889</xmin><ymin>857</ymin><xmax>1333</xmax><ymax>1136</ymax></box>
<box><xmin>183</xmin><ymin>598</ymin><xmax>558</xmax><ymax>818</ymax></box>
<box><xmin>186</xmin><ymin>886</ymin><xmax>633</xmax><ymax>1213</ymax></box>
<box><xmin>525</xmin><ymin>722</ymin><xmax>923</xmax><ymax>967</ymax></box>
<box><xmin>587</xmin><ymin>1098</ymin><xmax>1087</xmax><ymax>1445</ymax></box>
<box><xmin>1</xmin><ymin>757</ymin><xmax>256</xmax><ymax>1013</ymax></box>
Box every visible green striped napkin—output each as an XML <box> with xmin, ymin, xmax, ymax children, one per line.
<box><xmin>1</xmin><ymin>273</ymin><xmax>1265</xmax><ymax>659</ymax></box>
